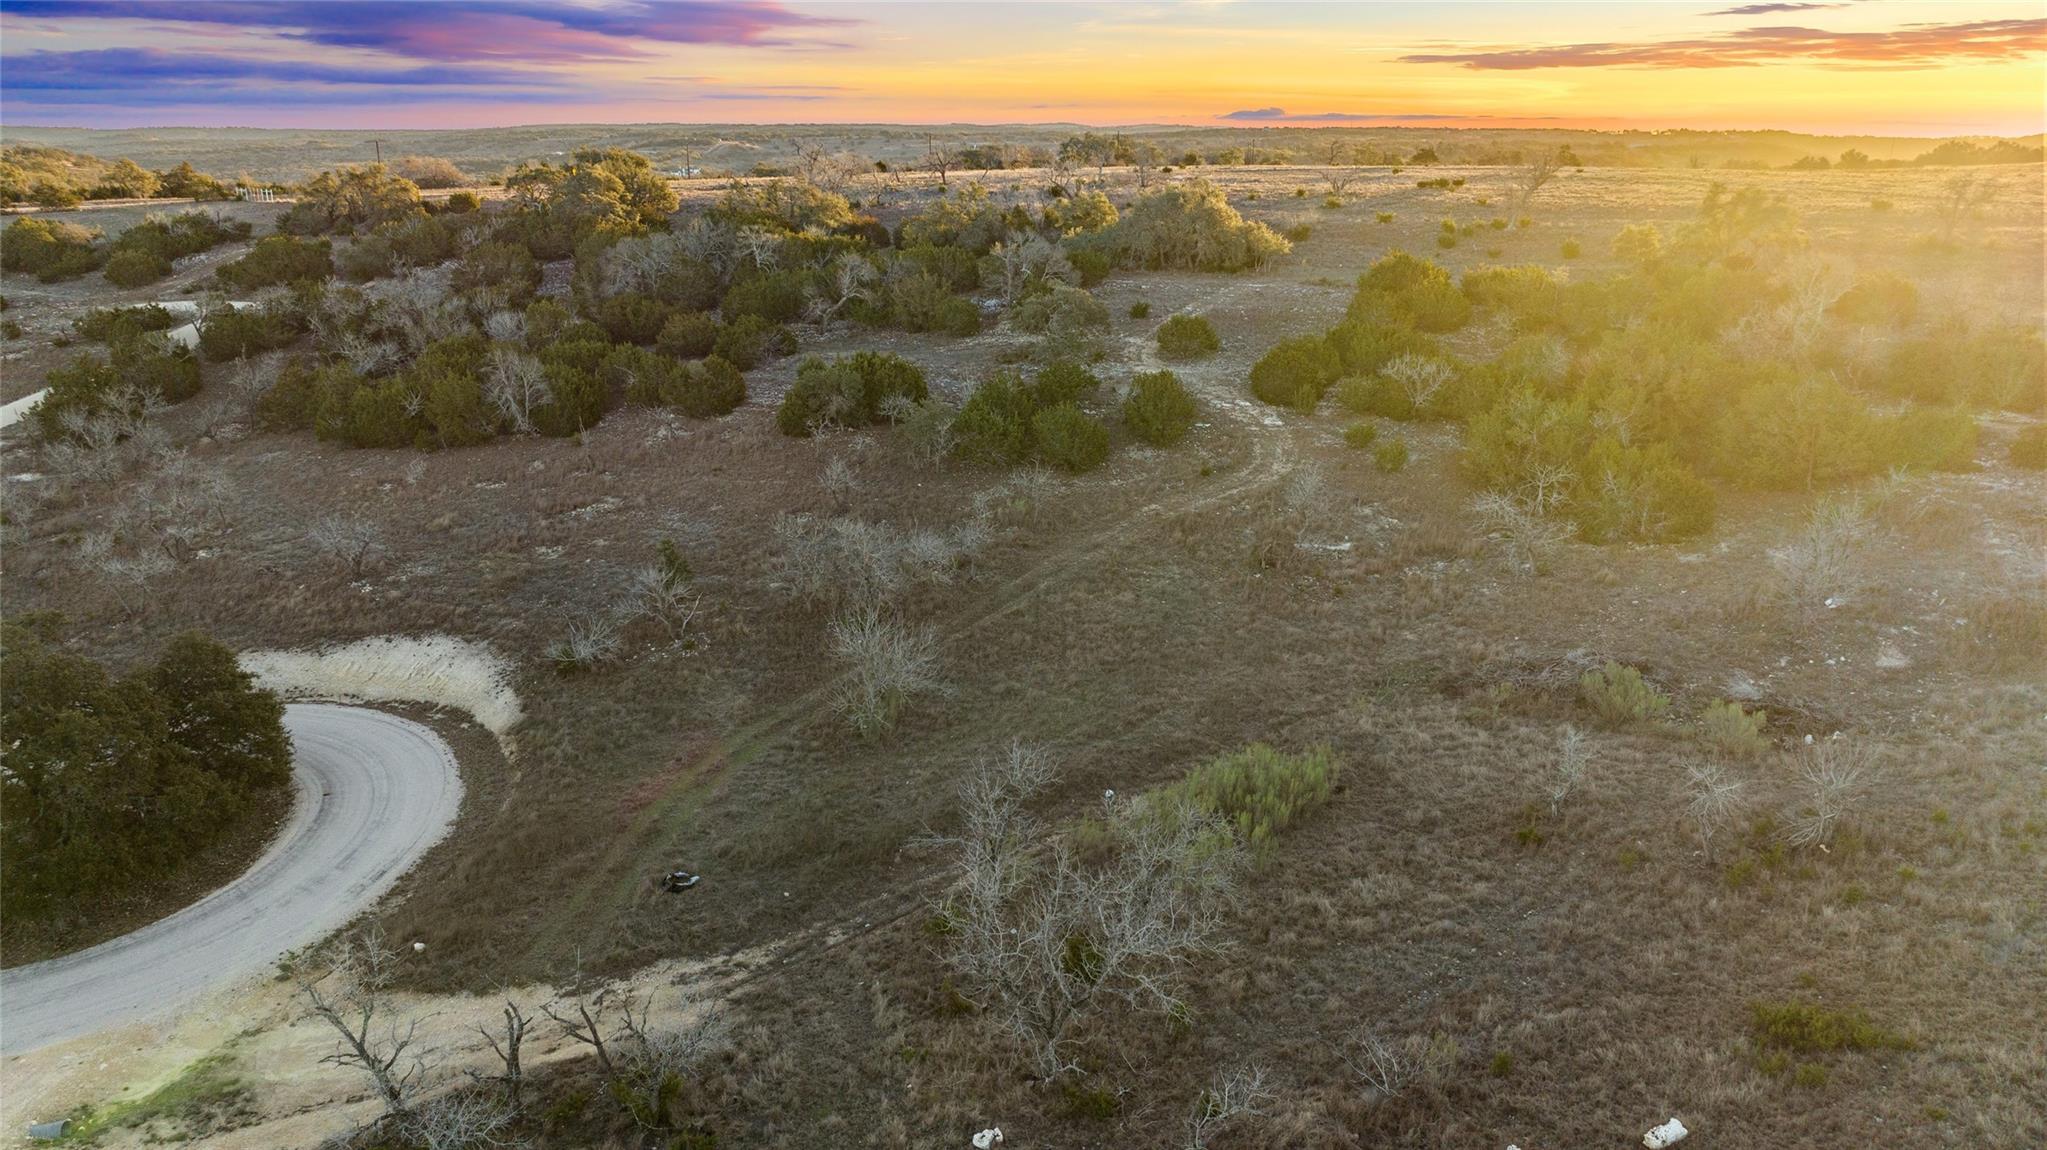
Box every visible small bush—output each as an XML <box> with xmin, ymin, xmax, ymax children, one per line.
<box><xmin>2</xmin><ymin>217</ymin><xmax>104</xmax><ymax>281</ymax></box>
<box><xmin>777</xmin><ymin>351</ymin><xmax>928</xmax><ymax>436</ymax></box>
<box><xmin>1373</xmin><ymin>439</ymin><xmax>1408</xmax><ymax>472</ymax></box>
<box><xmin>216</xmin><ymin>235</ymin><xmax>332</xmax><ymax>290</ymax></box>
<box><xmin>1699</xmin><ymin>700</ymin><xmax>1767</xmax><ymax>756</ymax></box>
<box><xmin>1560</xmin><ymin>239</ymin><xmax>1582</xmax><ymax>259</ymax></box>
<box><xmin>1343</xmin><ymin>421</ymin><xmax>1378</xmax><ymax>450</ymax></box>
<box><xmin>1128</xmin><ymin>301</ymin><xmax>1151</xmax><ymax>319</ymax></box>
<box><xmin>656</xmin><ymin>310</ymin><xmax>720</xmax><ymax>360</ymax></box>
<box><xmin>102</xmin><ymin>248</ymin><xmax>171</xmax><ymax>288</ymax></box>
<box><xmin>198</xmin><ymin>307</ymin><xmax>295</xmax><ymax>361</ymax></box>
<box><xmin>1750</xmin><ymin>1001</ymin><xmax>1911</xmax><ymax>1054</ymax></box>
<box><xmin>1579</xmin><ymin>661</ymin><xmax>1669</xmax><ymax>726</ymax></box>
<box><xmin>1250</xmin><ymin>335</ymin><xmax>1341</xmax><ymax>412</ymax></box>
<box><xmin>713</xmin><ymin>313</ymin><xmax>795</xmax><ymax>370</ymax></box>
<box><xmin>1123</xmin><ymin>369</ymin><xmax>1199</xmax><ymax>447</ymax></box>
<box><xmin>1174</xmin><ymin>743</ymin><xmax>1337</xmax><ymax>854</ymax></box>
<box><xmin>1376</xmin><ymin>212</ymin><xmax>1395</xmax><ymax>224</ymax></box>
<box><xmin>1030</xmin><ymin>403</ymin><xmax>1110</xmax><ymax>473</ymax></box>
<box><xmin>1155</xmin><ymin>313</ymin><xmax>1221</xmax><ymax>360</ymax></box>
<box><xmin>1436</xmin><ymin>233</ymin><xmax>1458</xmax><ymax>250</ymax></box>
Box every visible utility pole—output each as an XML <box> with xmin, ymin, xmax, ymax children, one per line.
<box><xmin>371</xmin><ymin>138</ymin><xmax>383</xmax><ymax>164</ymax></box>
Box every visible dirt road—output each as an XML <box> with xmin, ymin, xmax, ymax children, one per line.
<box><xmin>0</xmin><ymin>704</ymin><xmax>463</xmax><ymax>1054</ymax></box>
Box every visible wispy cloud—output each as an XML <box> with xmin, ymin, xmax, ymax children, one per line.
<box><xmin>0</xmin><ymin>46</ymin><xmax>573</xmax><ymax>104</ymax></box>
<box><xmin>1400</xmin><ymin>17</ymin><xmax>2047</xmax><ymax>70</ymax></box>
<box><xmin>1218</xmin><ymin>107</ymin><xmax>1524</xmax><ymax>123</ymax></box>
<box><xmin>0</xmin><ymin>1</ymin><xmax>855</xmax><ymax>62</ymax></box>
<box><xmin>1704</xmin><ymin>3</ymin><xmax>1845</xmax><ymax>15</ymax></box>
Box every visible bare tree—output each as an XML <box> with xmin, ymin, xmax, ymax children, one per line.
<box><xmin>793</xmin><ymin>138</ymin><xmax>831</xmax><ymax>187</ymax></box>
<box><xmin>1934</xmin><ymin>172</ymin><xmax>1998</xmax><ymax>243</ymax></box>
<box><xmin>829</xmin><ymin>607</ymin><xmax>943</xmax><ymax>737</ymax></box>
<box><xmin>543</xmin><ymin>992</ymin><xmax>619</xmax><ymax>1078</ymax></box>
<box><xmin>924</xmin><ymin>136</ymin><xmax>956</xmax><ymax>188</ymax></box>
<box><xmin>1381</xmin><ymin>352</ymin><xmax>1454</xmax><ymax>416</ymax></box>
<box><xmin>399</xmin><ymin>1091</ymin><xmax>516</xmax><ymax>1150</ymax></box>
<box><xmin>1546</xmin><ymin>725</ymin><xmax>1590</xmax><ymax>815</ymax></box>
<box><xmin>1325</xmin><ymin>168</ymin><xmax>1360</xmax><ymax>198</ymax></box>
<box><xmin>819</xmin><ymin>456</ymin><xmax>858</xmax><ymax>510</ymax></box>
<box><xmin>1469</xmin><ymin>491</ymin><xmax>1569</xmax><ymax>575</ymax></box>
<box><xmin>550</xmin><ymin>610</ymin><xmax>622</xmax><ymax>673</ymax></box>
<box><xmin>1184</xmin><ymin>1065</ymin><xmax>1275</xmax><ymax>1150</ymax></box>
<box><xmin>483</xmin><ymin>346</ymin><xmax>552</xmax><ymax>434</ymax></box>
<box><xmin>294</xmin><ymin>927</ymin><xmax>424</xmax><ymax>1114</ymax></box>
<box><xmin>1684</xmin><ymin>759</ymin><xmax>1747</xmax><ymax>863</ymax></box>
<box><xmin>930</xmin><ymin>749</ymin><xmax>1244</xmax><ymax>1078</ymax></box>
<box><xmin>1508</xmin><ymin>148</ymin><xmax>1565</xmax><ymax>219</ymax></box>
<box><xmin>609</xmin><ymin>991</ymin><xmax>732</xmax><ymax>1132</ymax></box>
<box><xmin>1785</xmin><ymin>741</ymin><xmax>1875</xmax><ymax>849</ymax></box>
<box><xmin>1769</xmin><ymin>498</ymin><xmax>1871</xmax><ymax>621</ymax></box>
<box><xmin>470</xmin><ymin>999</ymin><xmax>532</xmax><ymax>1110</ymax></box>
<box><xmin>983</xmin><ymin>230</ymin><xmax>1077</xmax><ymax>305</ymax></box>
<box><xmin>808</xmin><ymin>251</ymin><xmax>878</xmax><ymax>328</ymax></box>
<box><xmin>1339</xmin><ymin>1027</ymin><xmax>1453</xmax><ymax>1101</ymax></box>
<box><xmin>307</xmin><ymin>513</ymin><xmax>386</xmax><ymax>577</ymax></box>
<box><xmin>625</xmin><ymin>564</ymin><xmax>702</xmax><ymax>641</ymax></box>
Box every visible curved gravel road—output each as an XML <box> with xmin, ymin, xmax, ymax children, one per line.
<box><xmin>0</xmin><ymin>704</ymin><xmax>463</xmax><ymax>1054</ymax></box>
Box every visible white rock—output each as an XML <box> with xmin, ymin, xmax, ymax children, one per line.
<box><xmin>971</xmin><ymin>1128</ymin><xmax>1004</xmax><ymax>1149</ymax></box>
<box><xmin>412</xmin><ymin>941</ymin><xmax>426</xmax><ymax>952</ymax></box>
<box><xmin>1644</xmin><ymin>1117</ymin><xmax>1688</xmax><ymax>1148</ymax></box>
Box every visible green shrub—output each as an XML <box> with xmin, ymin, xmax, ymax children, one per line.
<box><xmin>588</xmin><ymin>292</ymin><xmax>673</xmax><ymax>345</ymax></box>
<box><xmin>776</xmin><ymin>351</ymin><xmax>928</xmax><ymax>436</ymax></box>
<box><xmin>1579</xmin><ymin>661</ymin><xmax>1669</xmax><ymax>726</ymax></box>
<box><xmin>1123</xmin><ymin>369</ymin><xmax>1199</xmax><ymax>447</ymax></box>
<box><xmin>1560</xmin><ymin>239</ymin><xmax>1582</xmax><ymax>259</ymax></box>
<box><xmin>1435</xmin><ymin>232</ymin><xmax>1458</xmax><ymax>250</ymax></box>
<box><xmin>1376</xmin><ymin>212</ymin><xmax>1395</xmax><ymax>224</ymax></box>
<box><xmin>656</xmin><ymin>310</ymin><xmax>720</xmax><ymax>359</ymax></box>
<box><xmin>1031</xmin><ymin>359</ymin><xmax>1101</xmax><ymax>406</ymax></box>
<box><xmin>1875</xmin><ymin>406</ymin><xmax>1977</xmax><ymax>472</ymax></box>
<box><xmin>1343</xmin><ymin>421</ymin><xmax>1378</xmax><ymax>450</ymax></box>
<box><xmin>216</xmin><ymin>235</ymin><xmax>332</xmax><ymax>290</ymax></box>
<box><xmin>2</xmin><ymin>217</ymin><xmax>104</xmax><ymax>281</ymax></box>
<box><xmin>74</xmin><ymin>304</ymin><xmax>175</xmax><ymax>344</ymax></box>
<box><xmin>1250</xmin><ymin>335</ymin><xmax>1341</xmax><ymax>412</ymax></box>
<box><xmin>102</xmin><ymin>248</ymin><xmax>171</xmax><ymax>288</ymax></box>
<box><xmin>1076</xmin><ymin>180</ymin><xmax>1288</xmax><ymax>272</ymax></box>
<box><xmin>1373</xmin><ymin>438</ymin><xmax>1409</xmax><ymax>472</ymax></box>
<box><xmin>1031</xmin><ymin>403</ymin><xmax>1110</xmax><ymax>473</ymax></box>
<box><xmin>713</xmin><ymin>313</ymin><xmax>796</xmax><ymax>370</ymax></box>
<box><xmin>1155</xmin><ymin>313</ymin><xmax>1221</xmax><ymax>359</ymax></box>
<box><xmin>198</xmin><ymin>308</ymin><xmax>295</xmax><ymax>361</ymax></box>
<box><xmin>951</xmin><ymin>372</ymin><xmax>1038</xmax><ymax>465</ymax></box>
<box><xmin>1750</xmin><ymin>1001</ymin><xmax>1911</xmax><ymax>1054</ymax></box>
<box><xmin>1128</xmin><ymin>301</ymin><xmax>1151</xmax><ymax>319</ymax></box>
<box><xmin>452</xmin><ymin>241</ymin><xmax>541</xmax><ymax>308</ymax></box>
<box><xmin>1699</xmin><ymin>700</ymin><xmax>1767</xmax><ymax>756</ymax></box>
<box><xmin>1873</xmin><ymin>321</ymin><xmax>2042</xmax><ymax>412</ymax></box>
<box><xmin>2010</xmin><ymin>424</ymin><xmax>2047</xmax><ymax>469</ymax></box>
<box><xmin>1174</xmin><ymin>743</ymin><xmax>1337</xmax><ymax>854</ymax></box>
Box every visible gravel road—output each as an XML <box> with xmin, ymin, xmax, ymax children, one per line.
<box><xmin>0</xmin><ymin>704</ymin><xmax>463</xmax><ymax>1054</ymax></box>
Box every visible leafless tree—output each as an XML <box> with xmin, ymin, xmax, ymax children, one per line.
<box><xmin>808</xmin><ymin>251</ymin><xmax>878</xmax><ymax>328</ymax></box>
<box><xmin>550</xmin><ymin>610</ymin><xmax>622</xmax><ymax>672</ymax></box>
<box><xmin>773</xmin><ymin>513</ymin><xmax>983</xmax><ymax>608</ymax></box>
<box><xmin>132</xmin><ymin>453</ymin><xmax>230</xmax><ymax>563</ymax></box>
<box><xmin>930</xmin><ymin>749</ymin><xmax>1244</xmax><ymax>1078</ymax></box>
<box><xmin>1784</xmin><ymin>741</ymin><xmax>1875</xmax><ymax>849</ymax></box>
<box><xmin>1184</xmin><ymin>1065</ymin><xmax>1275</xmax><ymax>1149</ymax></box>
<box><xmin>470</xmin><ymin>999</ymin><xmax>532</xmax><ymax>1110</ymax></box>
<box><xmin>398</xmin><ymin>1091</ymin><xmax>517</xmax><ymax>1150</ymax></box>
<box><xmin>482</xmin><ymin>309</ymin><xmax>527</xmax><ymax>344</ymax></box>
<box><xmin>983</xmin><ymin>230</ymin><xmax>1076</xmax><ymax>304</ymax></box>
<box><xmin>1381</xmin><ymin>352</ymin><xmax>1454</xmax><ymax>415</ymax></box>
<box><xmin>736</xmin><ymin>225</ymin><xmax>782</xmax><ymax>272</ymax></box>
<box><xmin>924</xmin><ymin>136</ymin><xmax>956</xmax><ymax>188</ymax></box>
<box><xmin>829</xmin><ymin>607</ymin><xmax>942</xmax><ymax>737</ymax></box>
<box><xmin>1547</xmin><ymin>725</ymin><xmax>1590</xmax><ymax>815</ymax></box>
<box><xmin>1325</xmin><ymin>169</ymin><xmax>1360</xmax><ymax>198</ymax></box>
<box><xmin>77</xmin><ymin>530</ymin><xmax>173</xmax><ymax>617</ymax></box>
<box><xmin>793</xmin><ymin>139</ymin><xmax>831</xmax><ymax>187</ymax></box>
<box><xmin>295</xmin><ymin>927</ymin><xmax>424</xmax><ymax>1114</ymax></box>
<box><xmin>1769</xmin><ymin>498</ymin><xmax>1871</xmax><ymax>621</ymax></box>
<box><xmin>1469</xmin><ymin>491</ymin><xmax>1569</xmax><ymax>575</ymax></box>
<box><xmin>1684</xmin><ymin>759</ymin><xmax>1747</xmax><ymax>862</ymax></box>
<box><xmin>1338</xmin><ymin>1027</ymin><xmax>1455</xmax><ymax>1101</ymax></box>
<box><xmin>819</xmin><ymin>456</ymin><xmax>858</xmax><ymax>510</ymax></box>
<box><xmin>609</xmin><ymin>990</ymin><xmax>732</xmax><ymax>1131</ymax></box>
<box><xmin>543</xmin><ymin>992</ymin><xmax>619</xmax><ymax>1078</ymax></box>
<box><xmin>1508</xmin><ymin>148</ymin><xmax>1565</xmax><ymax>219</ymax></box>
<box><xmin>1130</xmin><ymin>140</ymin><xmax>1166</xmax><ymax>189</ymax></box>
<box><xmin>483</xmin><ymin>346</ymin><xmax>552</xmax><ymax>434</ymax></box>
<box><xmin>1934</xmin><ymin>172</ymin><xmax>1998</xmax><ymax>243</ymax></box>
<box><xmin>307</xmin><ymin>513</ymin><xmax>386</xmax><ymax>577</ymax></box>
<box><xmin>625</xmin><ymin>564</ymin><xmax>702</xmax><ymax>640</ymax></box>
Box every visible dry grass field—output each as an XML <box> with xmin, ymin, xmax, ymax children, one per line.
<box><xmin>2</xmin><ymin>155</ymin><xmax>2042</xmax><ymax>1148</ymax></box>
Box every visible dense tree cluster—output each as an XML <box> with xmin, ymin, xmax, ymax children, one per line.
<box><xmin>1249</xmin><ymin>183</ymin><xmax>2035</xmax><ymax>543</ymax></box>
<box><xmin>1</xmin><ymin>621</ymin><xmax>293</xmax><ymax>923</ymax></box>
<box><xmin>0</xmin><ymin>145</ymin><xmax>235</xmax><ymax>207</ymax></box>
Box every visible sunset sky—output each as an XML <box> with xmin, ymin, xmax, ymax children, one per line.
<box><xmin>1</xmin><ymin>1</ymin><xmax>2042</xmax><ymax>135</ymax></box>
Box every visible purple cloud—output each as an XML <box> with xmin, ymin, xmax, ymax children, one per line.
<box><xmin>1399</xmin><ymin>18</ymin><xmax>2047</xmax><ymax>70</ymax></box>
<box><xmin>1218</xmin><ymin>107</ymin><xmax>1524</xmax><ymax>123</ymax></box>
<box><xmin>0</xmin><ymin>46</ymin><xmax>575</xmax><ymax>105</ymax></box>
<box><xmin>1705</xmin><ymin>3</ymin><xmax>1845</xmax><ymax>14</ymax></box>
<box><xmin>0</xmin><ymin>1</ymin><xmax>854</xmax><ymax>62</ymax></box>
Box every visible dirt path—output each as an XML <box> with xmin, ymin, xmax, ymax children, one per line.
<box><xmin>0</xmin><ymin>704</ymin><xmax>463</xmax><ymax>1055</ymax></box>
